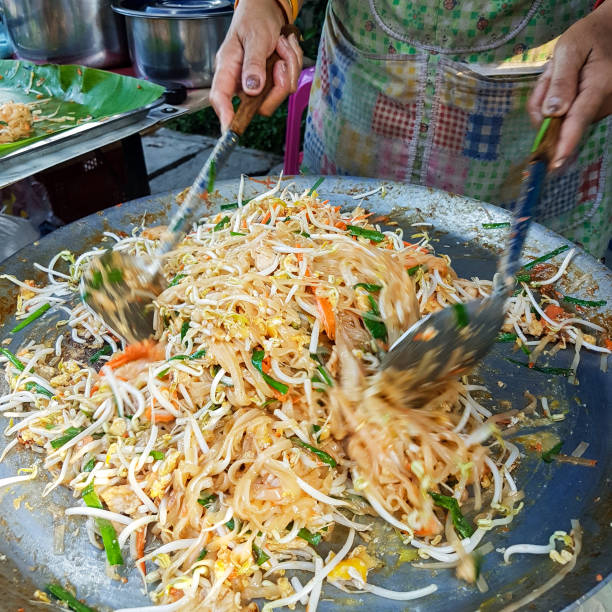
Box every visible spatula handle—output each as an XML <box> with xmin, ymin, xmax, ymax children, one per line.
<box><xmin>230</xmin><ymin>24</ymin><xmax>301</xmax><ymax>136</ymax></box>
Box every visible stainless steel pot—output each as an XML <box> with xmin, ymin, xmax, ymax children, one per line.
<box><xmin>0</xmin><ymin>0</ymin><xmax>129</xmax><ymax>68</ymax></box>
<box><xmin>113</xmin><ymin>0</ymin><xmax>233</xmax><ymax>88</ymax></box>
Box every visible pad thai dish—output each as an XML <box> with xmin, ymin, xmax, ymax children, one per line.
<box><xmin>0</xmin><ymin>178</ymin><xmax>608</xmax><ymax>611</ymax></box>
<box><xmin>0</xmin><ymin>101</ymin><xmax>32</xmax><ymax>143</ymax></box>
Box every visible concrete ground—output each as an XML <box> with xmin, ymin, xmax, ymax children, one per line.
<box><xmin>142</xmin><ymin>127</ymin><xmax>283</xmax><ymax>194</ymax></box>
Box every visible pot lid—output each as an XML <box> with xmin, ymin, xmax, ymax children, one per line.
<box><xmin>113</xmin><ymin>0</ymin><xmax>233</xmax><ymax>17</ymax></box>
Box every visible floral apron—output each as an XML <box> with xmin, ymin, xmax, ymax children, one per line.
<box><xmin>303</xmin><ymin>0</ymin><xmax>612</xmax><ymax>257</ymax></box>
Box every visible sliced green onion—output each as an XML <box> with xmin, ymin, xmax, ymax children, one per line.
<box><xmin>310</xmin><ymin>354</ymin><xmax>333</xmax><ymax>386</ymax></box>
<box><xmin>90</xmin><ymin>344</ymin><xmax>112</xmax><ymax>364</ymax></box>
<box><xmin>156</xmin><ymin>368</ymin><xmax>170</xmax><ymax>379</ymax></box>
<box><xmin>298</xmin><ymin>527</ymin><xmax>322</xmax><ymax>547</ymax></box>
<box><xmin>562</xmin><ymin>296</ymin><xmax>606</xmax><ymax>308</ymax></box>
<box><xmin>197</xmin><ymin>493</ymin><xmax>217</xmax><ymax>508</ymax></box>
<box><xmin>362</xmin><ymin>294</ymin><xmax>388</xmax><ymax>341</ymax></box>
<box><xmin>354</xmin><ymin>283</ymin><xmax>383</xmax><ymax>292</ymax></box>
<box><xmin>89</xmin><ymin>270</ymin><xmax>103</xmax><ymax>290</ymax></box>
<box><xmin>291</xmin><ymin>436</ymin><xmax>336</xmax><ymax>468</ymax></box>
<box><xmin>190</xmin><ymin>349</ymin><xmax>207</xmax><ymax>360</ymax></box>
<box><xmin>197</xmin><ymin>548</ymin><xmax>208</xmax><ymax>561</ymax></box>
<box><xmin>293</xmin><ymin>230</ymin><xmax>310</xmax><ymax>238</ymax></box>
<box><xmin>221</xmin><ymin>201</ymin><xmax>238</xmax><ymax>210</ymax></box>
<box><xmin>207</xmin><ymin>159</ymin><xmax>216</xmax><ymax>193</ymax></box>
<box><xmin>453</xmin><ymin>303</ymin><xmax>469</xmax><ymax>328</ymax></box>
<box><xmin>429</xmin><ymin>491</ymin><xmax>474</xmax><ymax>539</ymax></box>
<box><xmin>51</xmin><ymin>426</ymin><xmax>85</xmax><ymax>449</ymax></box>
<box><xmin>83</xmin><ymin>457</ymin><xmax>96</xmax><ymax>472</ymax></box>
<box><xmin>519</xmin><ymin>343</ymin><xmax>531</xmax><ymax>356</ymax></box>
<box><xmin>523</xmin><ymin>245</ymin><xmax>570</xmax><ymax>270</ymax></box>
<box><xmin>515</xmin><ymin>273</ymin><xmax>531</xmax><ymax>283</ymax></box>
<box><xmin>168</xmin><ymin>273</ymin><xmax>186</xmax><ymax>287</ymax></box>
<box><xmin>213</xmin><ymin>216</ymin><xmax>231</xmax><ymax>232</ymax></box>
<box><xmin>150</xmin><ymin>450</ymin><xmax>165</xmax><ymax>461</ymax></box>
<box><xmin>180</xmin><ymin>320</ymin><xmax>190</xmax><ymax>341</ymax></box>
<box><xmin>497</xmin><ymin>332</ymin><xmax>518</xmax><ymax>343</ymax></box>
<box><xmin>505</xmin><ymin>357</ymin><xmax>573</xmax><ymax>376</ymax></box>
<box><xmin>252</xmin><ymin>543</ymin><xmax>270</xmax><ymax>566</ymax></box>
<box><xmin>542</xmin><ymin>441</ymin><xmax>563</xmax><ymax>463</ymax></box>
<box><xmin>11</xmin><ymin>303</ymin><xmax>51</xmax><ymax>333</ymax></box>
<box><xmin>0</xmin><ymin>348</ymin><xmax>25</xmax><ymax>371</ymax></box>
<box><xmin>307</xmin><ymin>177</ymin><xmax>325</xmax><ymax>196</ymax></box>
<box><xmin>225</xmin><ymin>518</ymin><xmax>237</xmax><ymax>530</ymax></box>
<box><xmin>230</xmin><ymin>231</ymin><xmax>246</xmax><ymax>236</ymax></box>
<box><xmin>312</xmin><ymin>424</ymin><xmax>321</xmax><ymax>441</ymax></box>
<box><xmin>47</xmin><ymin>584</ymin><xmax>96</xmax><ymax>612</ymax></box>
<box><xmin>81</xmin><ymin>484</ymin><xmax>123</xmax><ymax>566</ymax></box>
<box><xmin>106</xmin><ymin>268</ymin><xmax>123</xmax><ymax>283</ymax></box>
<box><xmin>347</xmin><ymin>225</ymin><xmax>385</xmax><ymax>243</ymax></box>
<box><xmin>407</xmin><ymin>265</ymin><xmax>421</xmax><ymax>276</ymax></box>
<box><xmin>252</xmin><ymin>350</ymin><xmax>289</xmax><ymax>395</ymax></box>
<box><xmin>25</xmin><ymin>381</ymin><xmax>54</xmax><ymax>397</ymax></box>
<box><xmin>482</xmin><ymin>222</ymin><xmax>511</xmax><ymax>229</ymax></box>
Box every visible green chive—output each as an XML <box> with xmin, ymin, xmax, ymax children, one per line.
<box><xmin>90</xmin><ymin>270</ymin><xmax>103</xmax><ymax>290</ymax></box>
<box><xmin>562</xmin><ymin>296</ymin><xmax>606</xmax><ymax>308</ymax></box>
<box><xmin>523</xmin><ymin>245</ymin><xmax>570</xmax><ymax>271</ymax></box>
<box><xmin>310</xmin><ymin>354</ymin><xmax>333</xmax><ymax>386</ymax></box>
<box><xmin>407</xmin><ymin>265</ymin><xmax>421</xmax><ymax>276</ymax></box>
<box><xmin>190</xmin><ymin>349</ymin><xmax>207</xmax><ymax>360</ymax></box>
<box><xmin>150</xmin><ymin>450</ymin><xmax>165</xmax><ymax>461</ymax></box>
<box><xmin>453</xmin><ymin>303</ymin><xmax>469</xmax><ymax>328</ymax></box>
<box><xmin>354</xmin><ymin>283</ymin><xmax>383</xmax><ymax>292</ymax></box>
<box><xmin>156</xmin><ymin>368</ymin><xmax>170</xmax><ymax>379</ymax></box>
<box><xmin>307</xmin><ymin>177</ymin><xmax>325</xmax><ymax>196</ymax></box>
<box><xmin>51</xmin><ymin>426</ymin><xmax>85</xmax><ymax>449</ymax></box>
<box><xmin>252</xmin><ymin>543</ymin><xmax>270</xmax><ymax>566</ymax></box>
<box><xmin>25</xmin><ymin>382</ymin><xmax>54</xmax><ymax>397</ymax></box>
<box><xmin>291</xmin><ymin>436</ymin><xmax>337</xmax><ymax>468</ymax></box>
<box><xmin>542</xmin><ymin>441</ymin><xmax>563</xmax><ymax>463</ymax></box>
<box><xmin>497</xmin><ymin>332</ymin><xmax>518</xmax><ymax>343</ymax></box>
<box><xmin>168</xmin><ymin>273</ymin><xmax>186</xmax><ymax>287</ymax></box>
<box><xmin>519</xmin><ymin>343</ymin><xmax>531</xmax><ymax>356</ymax></box>
<box><xmin>221</xmin><ymin>202</ymin><xmax>239</xmax><ymax>210</ymax></box>
<box><xmin>482</xmin><ymin>222</ymin><xmax>511</xmax><ymax>229</ymax></box>
<box><xmin>505</xmin><ymin>357</ymin><xmax>573</xmax><ymax>376</ymax></box>
<box><xmin>347</xmin><ymin>225</ymin><xmax>385</xmax><ymax>243</ymax></box>
<box><xmin>81</xmin><ymin>484</ymin><xmax>123</xmax><ymax>566</ymax></box>
<box><xmin>362</xmin><ymin>294</ymin><xmax>388</xmax><ymax>342</ymax></box>
<box><xmin>0</xmin><ymin>348</ymin><xmax>25</xmax><ymax>371</ymax></box>
<box><xmin>106</xmin><ymin>268</ymin><xmax>123</xmax><ymax>284</ymax></box>
<box><xmin>225</xmin><ymin>518</ymin><xmax>236</xmax><ymax>530</ymax></box>
<box><xmin>83</xmin><ymin>458</ymin><xmax>96</xmax><ymax>472</ymax></box>
<box><xmin>230</xmin><ymin>231</ymin><xmax>246</xmax><ymax>236</ymax></box>
<box><xmin>515</xmin><ymin>273</ymin><xmax>531</xmax><ymax>283</ymax></box>
<box><xmin>207</xmin><ymin>160</ymin><xmax>216</xmax><ymax>193</ymax></box>
<box><xmin>213</xmin><ymin>216</ymin><xmax>231</xmax><ymax>232</ymax></box>
<box><xmin>312</xmin><ymin>424</ymin><xmax>321</xmax><ymax>441</ymax></box>
<box><xmin>90</xmin><ymin>344</ymin><xmax>112</xmax><ymax>364</ymax></box>
<box><xmin>531</xmin><ymin>116</ymin><xmax>552</xmax><ymax>154</ymax></box>
<box><xmin>168</xmin><ymin>354</ymin><xmax>189</xmax><ymax>361</ymax></box>
<box><xmin>197</xmin><ymin>548</ymin><xmax>208</xmax><ymax>561</ymax></box>
<box><xmin>297</xmin><ymin>527</ymin><xmax>322</xmax><ymax>547</ymax></box>
<box><xmin>180</xmin><ymin>320</ymin><xmax>190</xmax><ymax>341</ymax></box>
<box><xmin>47</xmin><ymin>584</ymin><xmax>96</xmax><ymax>612</ymax></box>
<box><xmin>252</xmin><ymin>350</ymin><xmax>289</xmax><ymax>395</ymax></box>
<box><xmin>429</xmin><ymin>491</ymin><xmax>474</xmax><ymax>539</ymax></box>
<box><xmin>197</xmin><ymin>493</ymin><xmax>217</xmax><ymax>508</ymax></box>
<box><xmin>11</xmin><ymin>303</ymin><xmax>51</xmax><ymax>333</ymax></box>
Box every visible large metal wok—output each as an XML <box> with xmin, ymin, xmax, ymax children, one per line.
<box><xmin>0</xmin><ymin>176</ymin><xmax>609</xmax><ymax>611</ymax></box>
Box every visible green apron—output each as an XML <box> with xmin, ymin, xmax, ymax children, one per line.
<box><xmin>303</xmin><ymin>0</ymin><xmax>611</xmax><ymax>257</ymax></box>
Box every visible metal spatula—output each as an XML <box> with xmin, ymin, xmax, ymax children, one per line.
<box><xmin>81</xmin><ymin>25</ymin><xmax>300</xmax><ymax>344</ymax></box>
<box><xmin>381</xmin><ymin>117</ymin><xmax>562</xmax><ymax>385</ymax></box>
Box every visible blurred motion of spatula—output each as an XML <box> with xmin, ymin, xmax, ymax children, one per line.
<box><xmin>381</xmin><ymin>116</ymin><xmax>563</xmax><ymax>385</ymax></box>
<box><xmin>81</xmin><ymin>25</ymin><xmax>300</xmax><ymax>344</ymax></box>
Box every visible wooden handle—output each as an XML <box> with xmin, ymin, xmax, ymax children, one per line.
<box><xmin>229</xmin><ymin>24</ymin><xmax>301</xmax><ymax>136</ymax></box>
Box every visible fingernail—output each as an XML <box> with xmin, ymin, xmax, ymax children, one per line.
<box><xmin>551</xmin><ymin>157</ymin><xmax>567</xmax><ymax>171</ymax></box>
<box><xmin>279</xmin><ymin>61</ymin><xmax>288</xmax><ymax>73</ymax></box>
<box><xmin>245</xmin><ymin>75</ymin><xmax>260</xmax><ymax>91</ymax></box>
<box><xmin>543</xmin><ymin>96</ymin><xmax>562</xmax><ymax>115</ymax></box>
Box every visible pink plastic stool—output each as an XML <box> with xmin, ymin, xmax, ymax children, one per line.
<box><xmin>284</xmin><ymin>66</ymin><xmax>315</xmax><ymax>175</ymax></box>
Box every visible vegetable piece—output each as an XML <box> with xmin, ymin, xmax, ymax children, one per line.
<box><xmin>298</xmin><ymin>527</ymin><xmax>322</xmax><ymax>547</ymax></box>
<box><xmin>51</xmin><ymin>426</ymin><xmax>84</xmax><ymax>449</ymax></box>
<box><xmin>89</xmin><ymin>270</ymin><xmax>103</xmax><ymax>290</ymax></box>
<box><xmin>83</xmin><ymin>458</ymin><xmax>95</xmax><ymax>472</ymax></box>
<box><xmin>542</xmin><ymin>441</ymin><xmax>563</xmax><ymax>463</ymax></box>
<box><xmin>407</xmin><ymin>265</ymin><xmax>421</xmax><ymax>276</ymax></box>
<box><xmin>207</xmin><ymin>159</ymin><xmax>216</xmax><ymax>193</ymax></box>
<box><xmin>213</xmin><ymin>215</ymin><xmax>231</xmax><ymax>232</ymax></box>
<box><xmin>189</xmin><ymin>349</ymin><xmax>207</xmax><ymax>360</ymax></box>
<box><xmin>47</xmin><ymin>584</ymin><xmax>96</xmax><ymax>612</ymax></box>
<box><xmin>197</xmin><ymin>548</ymin><xmax>208</xmax><ymax>561</ymax></box>
<box><xmin>106</xmin><ymin>268</ymin><xmax>123</xmax><ymax>284</ymax></box>
<box><xmin>25</xmin><ymin>381</ymin><xmax>54</xmax><ymax>397</ymax></box>
<box><xmin>310</xmin><ymin>354</ymin><xmax>333</xmax><ymax>386</ymax></box>
<box><xmin>136</xmin><ymin>528</ymin><xmax>146</xmax><ymax>575</ymax></box>
<box><xmin>482</xmin><ymin>222</ymin><xmax>511</xmax><ymax>229</ymax></box>
<box><xmin>312</xmin><ymin>424</ymin><xmax>321</xmax><ymax>441</ymax></box>
<box><xmin>143</xmin><ymin>406</ymin><xmax>175</xmax><ymax>423</ymax></box>
<box><xmin>230</xmin><ymin>231</ymin><xmax>246</xmax><ymax>236</ymax></box>
<box><xmin>562</xmin><ymin>296</ymin><xmax>606</xmax><ymax>308</ymax></box>
<box><xmin>523</xmin><ymin>245</ymin><xmax>569</xmax><ymax>270</ymax></box>
<box><xmin>180</xmin><ymin>320</ymin><xmax>190</xmax><ymax>341</ymax></box>
<box><xmin>544</xmin><ymin>304</ymin><xmax>566</xmax><ymax>321</ymax></box>
<box><xmin>0</xmin><ymin>348</ymin><xmax>25</xmax><ymax>371</ymax></box>
<box><xmin>10</xmin><ymin>303</ymin><xmax>51</xmax><ymax>333</ymax></box>
<box><xmin>168</xmin><ymin>273</ymin><xmax>186</xmax><ymax>287</ymax></box>
<box><xmin>197</xmin><ymin>493</ymin><xmax>217</xmax><ymax>508</ymax></box>
<box><xmin>354</xmin><ymin>283</ymin><xmax>382</xmax><ymax>292</ymax></box>
<box><xmin>252</xmin><ymin>543</ymin><xmax>270</xmax><ymax>566</ymax></box>
<box><xmin>347</xmin><ymin>224</ymin><xmax>385</xmax><ymax>243</ymax></box>
<box><xmin>225</xmin><ymin>518</ymin><xmax>236</xmax><ymax>530</ymax></box>
<box><xmin>89</xmin><ymin>344</ymin><xmax>112</xmax><ymax>364</ymax></box>
<box><xmin>251</xmin><ymin>350</ymin><xmax>289</xmax><ymax>395</ymax></box>
<box><xmin>291</xmin><ymin>436</ymin><xmax>337</xmax><ymax>468</ymax></box>
<box><xmin>515</xmin><ymin>273</ymin><xmax>531</xmax><ymax>283</ymax></box>
<box><xmin>429</xmin><ymin>491</ymin><xmax>474</xmax><ymax>539</ymax></box>
<box><xmin>505</xmin><ymin>357</ymin><xmax>573</xmax><ymax>376</ymax></box>
<box><xmin>497</xmin><ymin>332</ymin><xmax>518</xmax><ymax>343</ymax></box>
<box><xmin>362</xmin><ymin>294</ymin><xmax>388</xmax><ymax>342</ymax></box>
<box><xmin>453</xmin><ymin>303</ymin><xmax>469</xmax><ymax>328</ymax></box>
<box><xmin>81</xmin><ymin>484</ymin><xmax>123</xmax><ymax>566</ymax></box>
<box><xmin>307</xmin><ymin>177</ymin><xmax>325</xmax><ymax>196</ymax></box>
<box><xmin>150</xmin><ymin>450</ymin><xmax>164</xmax><ymax>461</ymax></box>
<box><xmin>314</xmin><ymin>295</ymin><xmax>335</xmax><ymax>340</ymax></box>
<box><xmin>106</xmin><ymin>340</ymin><xmax>159</xmax><ymax>370</ymax></box>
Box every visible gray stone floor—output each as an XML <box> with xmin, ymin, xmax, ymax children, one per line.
<box><xmin>142</xmin><ymin>127</ymin><xmax>283</xmax><ymax>194</ymax></box>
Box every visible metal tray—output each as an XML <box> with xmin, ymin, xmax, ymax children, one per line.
<box><xmin>0</xmin><ymin>176</ymin><xmax>609</xmax><ymax>611</ymax></box>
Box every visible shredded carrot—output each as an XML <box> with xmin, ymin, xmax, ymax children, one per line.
<box><xmin>262</xmin><ymin>355</ymin><xmax>272</xmax><ymax>374</ymax></box>
<box><xmin>136</xmin><ymin>528</ymin><xmax>146</xmax><ymax>575</ymax></box>
<box><xmin>604</xmin><ymin>338</ymin><xmax>612</xmax><ymax>350</ymax></box>
<box><xmin>544</xmin><ymin>304</ymin><xmax>566</xmax><ymax>322</ymax></box>
<box><xmin>315</xmin><ymin>295</ymin><xmax>335</xmax><ymax>340</ymax></box>
<box><xmin>415</xmin><ymin>515</ymin><xmax>441</xmax><ymax>537</ymax></box>
<box><xmin>334</xmin><ymin>220</ymin><xmax>347</xmax><ymax>230</ymax></box>
<box><xmin>144</xmin><ymin>405</ymin><xmax>175</xmax><ymax>423</ymax></box>
<box><xmin>105</xmin><ymin>339</ymin><xmax>161</xmax><ymax>370</ymax></box>
<box><xmin>261</xmin><ymin>211</ymin><xmax>271</xmax><ymax>224</ymax></box>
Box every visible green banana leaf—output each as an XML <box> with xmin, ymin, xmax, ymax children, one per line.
<box><xmin>0</xmin><ymin>60</ymin><xmax>164</xmax><ymax>157</ymax></box>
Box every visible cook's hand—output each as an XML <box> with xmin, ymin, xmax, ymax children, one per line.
<box><xmin>527</xmin><ymin>1</ymin><xmax>612</xmax><ymax>169</ymax></box>
<box><xmin>210</xmin><ymin>0</ymin><xmax>303</xmax><ymax>131</ymax></box>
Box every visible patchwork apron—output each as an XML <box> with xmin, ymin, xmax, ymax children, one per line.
<box><xmin>303</xmin><ymin>0</ymin><xmax>611</xmax><ymax>257</ymax></box>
